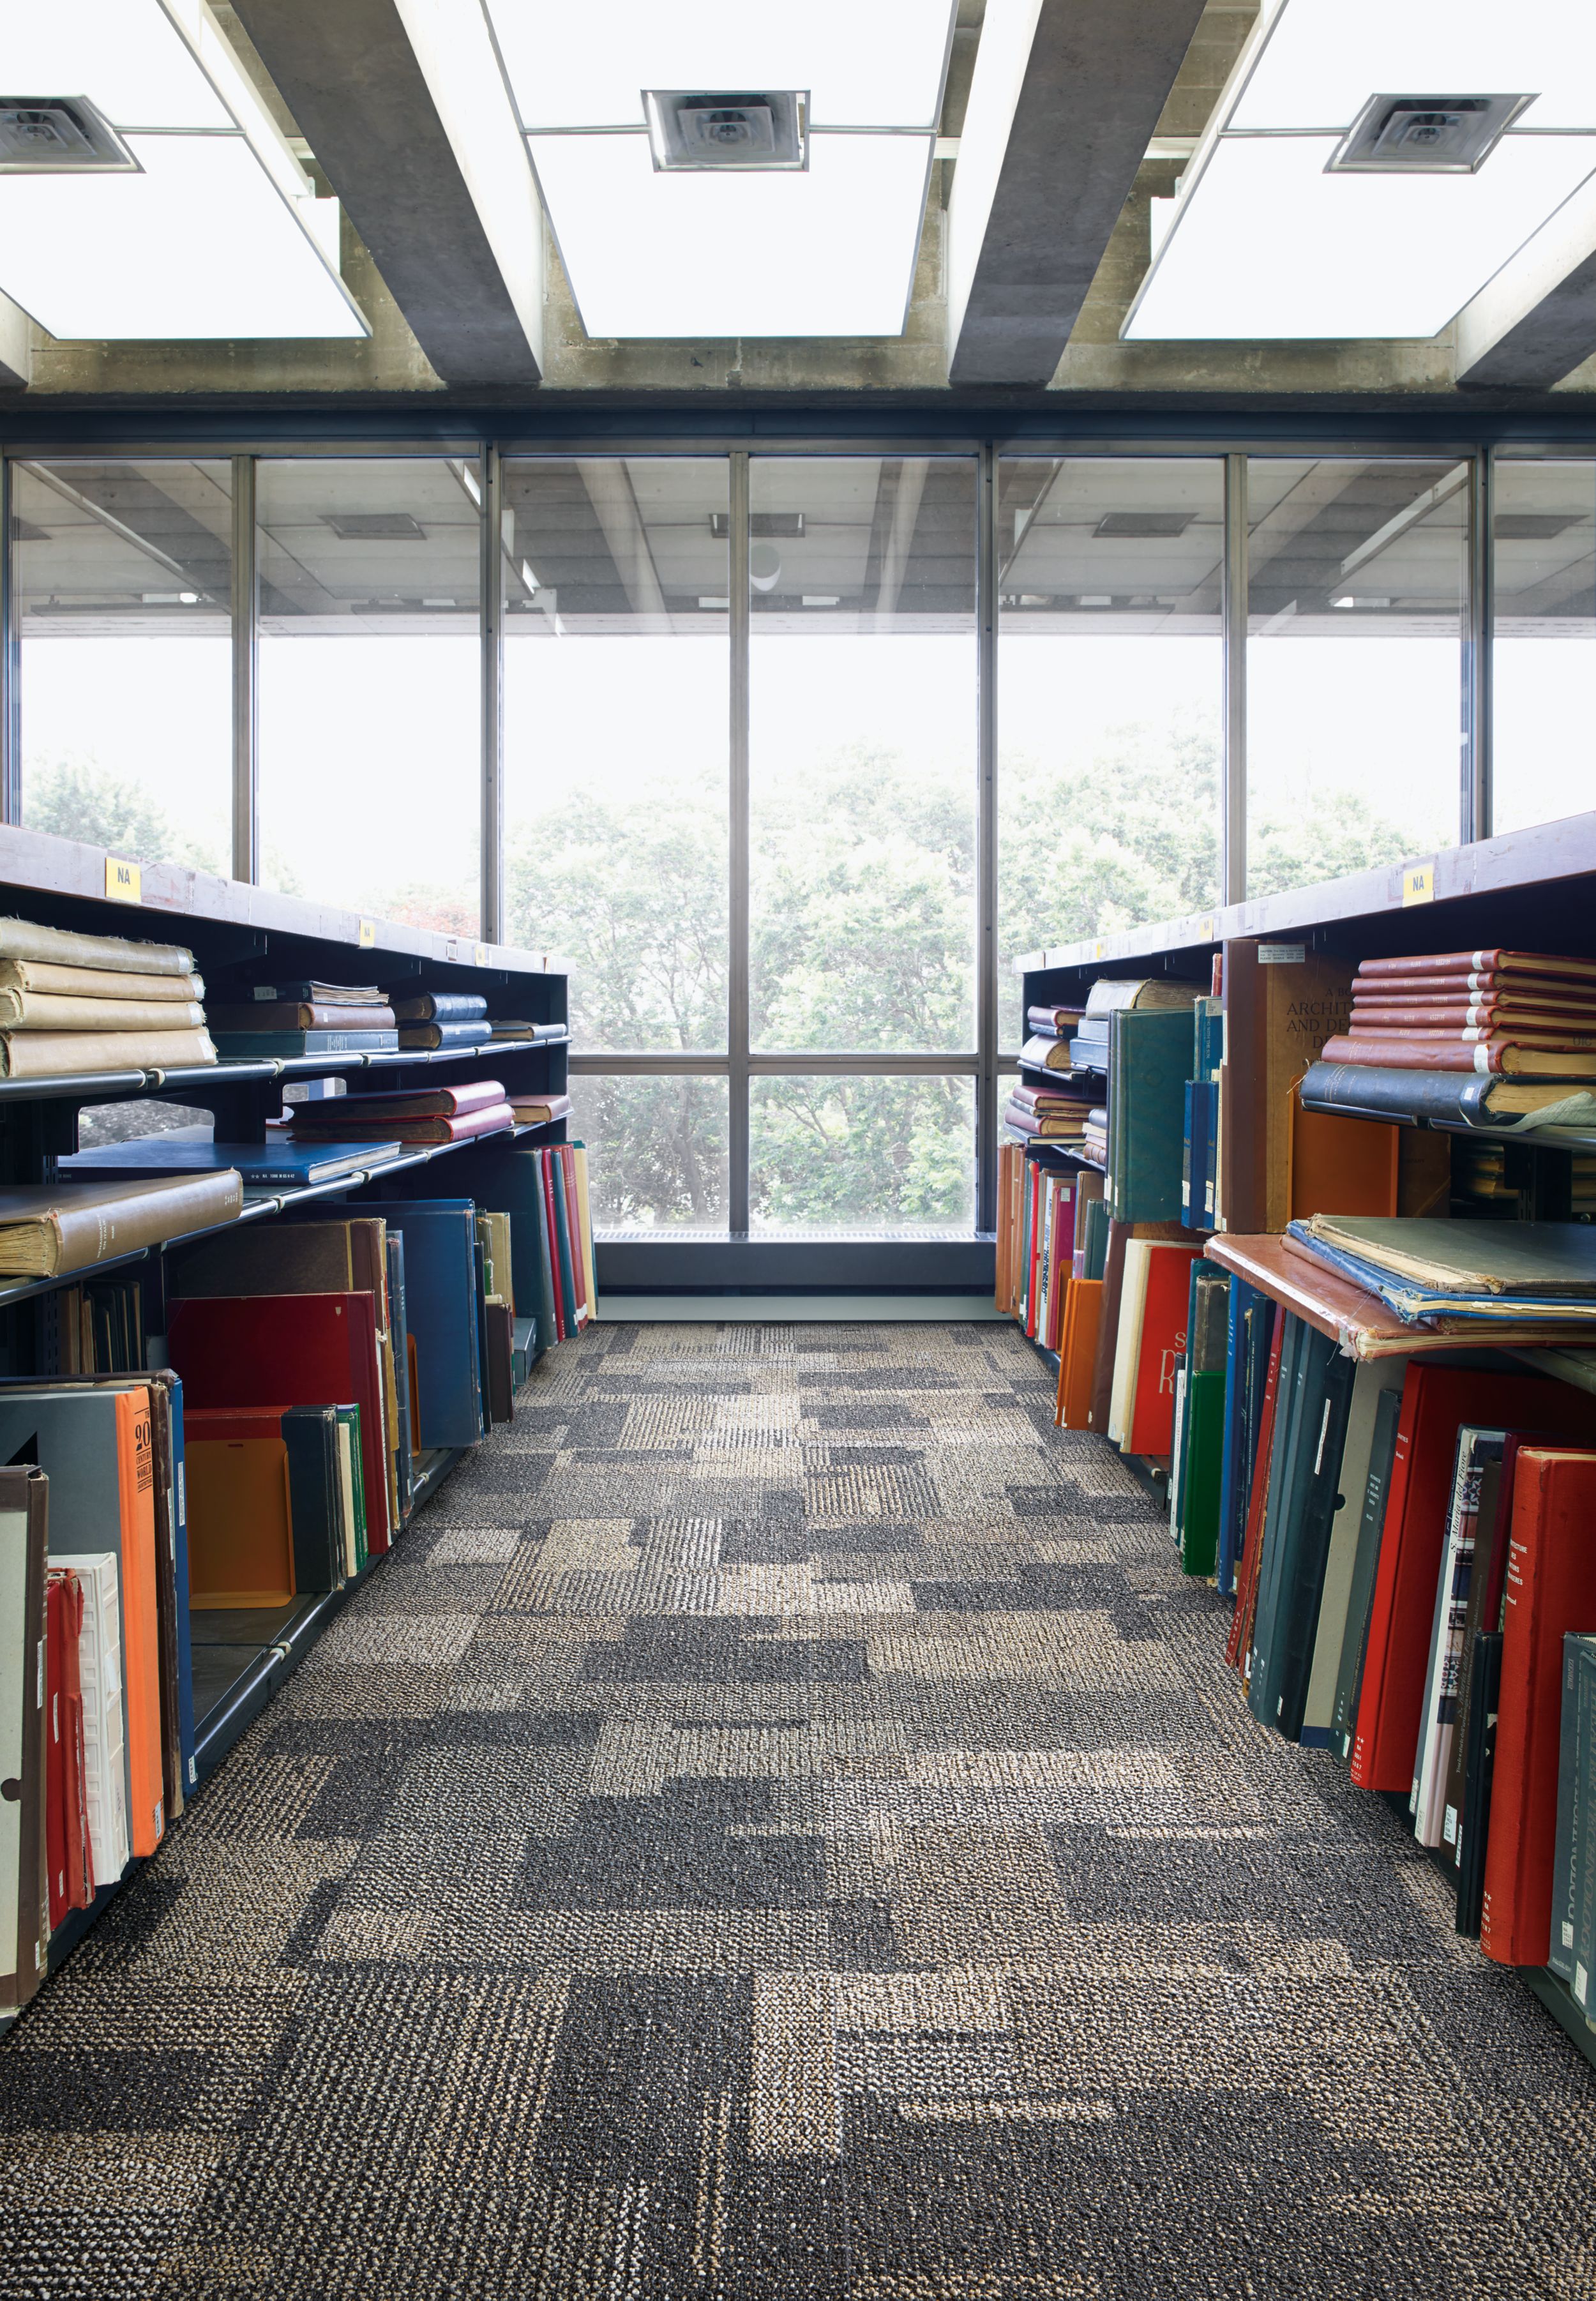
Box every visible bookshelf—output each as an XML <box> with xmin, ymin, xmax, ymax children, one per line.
<box><xmin>1014</xmin><ymin>811</ymin><xmax>1596</xmax><ymax>2079</ymax></box>
<box><xmin>0</xmin><ymin>820</ymin><xmax>571</xmax><ymax>2016</ymax></box>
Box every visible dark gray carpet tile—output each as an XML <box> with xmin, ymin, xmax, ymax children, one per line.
<box><xmin>4</xmin><ymin>1318</ymin><xmax>1596</xmax><ymax>2301</ymax></box>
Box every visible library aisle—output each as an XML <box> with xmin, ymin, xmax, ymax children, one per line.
<box><xmin>3</xmin><ymin>1322</ymin><xmax>1593</xmax><ymax>2299</ymax></box>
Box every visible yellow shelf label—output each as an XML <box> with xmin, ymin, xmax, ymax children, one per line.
<box><xmin>474</xmin><ymin>943</ymin><xmax>488</xmax><ymax>968</ymax></box>
<box><xmin>358</xmin><ymin>918</ymin><xmax>376</xmax><ymax>948</ymax></box>
<box><xmin>105</xmin><ymin>857</ymin><xmax>141</xmax><ymax>903</ymax></box>
<box><xmin>1402</xmin><ymin>863</ymin><xmax>1434</xmax><ymax>907</ymax></box>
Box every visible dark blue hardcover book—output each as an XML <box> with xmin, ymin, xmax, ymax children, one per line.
<box><xmin>1298</xmin><ymin>1060</ymin><xmax>1596</xmax><ymax>1132</ymax></box>
<box><xmin>395</xmin><ymin>992</ymin><xmax>488</xmax><ymax>1023</ymax></box>
<box><xmin>359</xmin><ymin>1199</ymin><xmax>485</xmax><ymax>1449</ymax></box>
<box><xmin>1068</xmin><ymin>1038</ymin><xmax>1110</xmax><ymax>1073</ymax></box>
<box><xmin>1283</xmin><ymin>1221</ymin><xmax>1596</xmax><ymax>1324</ymax></box>
<box><xmin>214</xmin><ymin>1029</ymin><xmax>400</xmax><ymax>1055</ymax></box>
<box><xmin>60</xmin><ymin>1138</ymin><xmax>404</xmax><ymax>1189</ymax></box>
<box><xmin>1182</xmin><ymin>1081</ymin><xmax>1212</xmax><ymax>1228</ymax></box>
<box><xmin>397</xmin><ymin>1022</ymin><xmax>494</xmax><ymax>1050</ymax></box>
<box><xmin>1217</xmin><ymin>1281</ymin><xmax>1272</xmax><ymax>1598</ymax></box>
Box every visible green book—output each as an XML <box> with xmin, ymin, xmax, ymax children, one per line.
<box><xmin>1247</xmin><ymin>1315</ymin><xmax>1327</xmax><ymax>1729</ymax></box>
<box><xmin>1109</xmin><ymin>1008</ymin><xmax>1194</xmax><ymax>1224</ymax></box>
<box><xmin>1269</xmin><ymin>1344</ymin><xmax>1357</xmax><ymax>1742</ymax></box>
<box><xmin>282</xmin><ymin>1404</ymin><xmax>345</xmax><ymax>1594</ymax></box>
<box><xmin>1330</xmin><ymin>1383</ymin><xmax>1404</xmax><ymax>1763</ymax></box>
<box><xmin>335</xmin><ymin>1404</ymin><xmax>367</xmax><ymax>1571</ymax></box>
<box><xmin>1180</xmin><ymin>1264</ymin><xmax>1231</xmax><ymax>1579</ymax></box>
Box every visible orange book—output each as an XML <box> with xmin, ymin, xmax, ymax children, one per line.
<box><xmin>184</xmin><ymin>1409</ymin><xmax>296</xmax><ymax>1608</ymax></box>
<box><xmin>1057</xmin><ymin>1279</ymin><xmax>1103</xmax><ymax>1430</ymax></box>
<box><xmin>1286</xmin><ymin>1082</ymin><xmax>1399</xmax><ymax>1223</ymax></box>
<box><xmin>1126</xmin><ymin>1244</ymin><xmax>1203</xmax><ymax>1458</ymax></box>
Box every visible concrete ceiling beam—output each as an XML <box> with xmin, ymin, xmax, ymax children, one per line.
<box><xmin>1456</xmin><ymin>173</ymin><xmax>1596</xmax><ymax>390</ymax></box>
<box><xmin>947</xmin><ymin>0</ymin><xmax>1208</xmax><ymax>388</ymax></box>
<box><xmin>230</xmin><ymin>0</ymin><xmax>543</xmax><ymax>390</ymax></box>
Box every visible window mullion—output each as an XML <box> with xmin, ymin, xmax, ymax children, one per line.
<box><xmin>729</xmin><ymin>448</ymin><xmax>751</xmax><ymax>1235</ymax></box>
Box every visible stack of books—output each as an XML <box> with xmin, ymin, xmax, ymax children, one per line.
<box><xmin>394</xmin><ymin>992</ymin><xmax>492</xmax><ymax>1051</ymax></box>
<box><xmin>1303</xmin><ymin>950</ymin><xmax>1596</xmax><ymax>1131</ymax></box>
<box><xmin>1283</xmin><ymin>1214</ymin><xmax>1596</xmax><ymax>1339</ymax></box>
<box><xmin>0</xmin><ymin>916</ymin><xmax>215</xmax><ymax>1079</ymax></box>
<box><xmin>207</xmin><ymin>979</ymin><xmax>398</xmax><ymax>1058</ymax></box>
<box><xmin>1002</xmin><ymin>1080</ymin><xmax>1095</xmax><ymax>1141</ymax></box>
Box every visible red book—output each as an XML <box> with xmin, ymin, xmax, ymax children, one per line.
<box><xmin>1351</xmin><ymin>1368</ymin><xmax>1596</xmax><ymax>1792</ymax></box>
<box><xmin>44</xmin><ymin>1569</ymin><xmax>93</xmax><ymax>1928</ymax></box>
<box><xmin>290</xmin><ymin>1103</ymin><xmax>515</xmax><ymax>1146</ymax></box>
<box><xmin>1355</xmin><ymin>951</ymin><xmax>1596</xmax><ymax>987</ymax></box>
<box><xmin>1125</xmin><ymin>1244</ymin><xmax>1202</xmax><ymax>1457</ymax></box>
<box><xmin>539</xmin><ymin>1152</ymin><xmax>566</xmax><ymax>1340</ymax></box>
<box><xmin>1227</xmin><ymin>1306</ymin><xmax>1284</xmax><ymax>1671</ymax></box>
<box><xmin>289</xmin><ymin>1078</ymin><xmax>507</xmax><ymax>1124</ymax></box>
<box><xmin>1044</xmin><ymin>1176</ymin><xmax>1076</xmax><ymax>1352</ymax></box>
<box><xmin>167</xmin><ymin>1292</ymin><xmax>393</xmax><ymax>1554</ymax></box>
<box><xmin>560</xmin><ymin>1145</ymin><xmax>588</xmax><ymax>1322</ymax></box>
<box><xmin>1320</xmin><ymin>1034</ymin><xmax>1596</xmax><ymax>1078</ymax></box>
<box><xmin>1027</xmin><ymin>1164</ymin><xmax>1044</xmax><ymax>1341</ymax></box>
<box><xmin>1482</xmin><ymin>1449</ymin><xmax>1596</xmax><ymax>1966</ymax></box>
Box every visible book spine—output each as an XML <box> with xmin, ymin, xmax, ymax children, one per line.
<box><xmin>1576</xmin><ymin>1643</ymin><xmax>1596</xmax><ymax>2013</ymax></box>
<box><xmin>44</xmin><ymin>1170</ymin><xmax>245</xmax><ymax>1276</ymax></box>
<box><xmin>1</xmin><ymin>1027</ymin><xmax>216</xmax><ymax>1078</ymax></box>
<box><xmin>1482</xmin><ymin>1454</ymin><xmax>1565</xmax><ymax>1966</ymax></box>
<box><xmin>1549</xmin><ymin>1634</ymin><xmax>1586</xmax><ymax>1983</ymax></box>
<box><xmin>1349</xmin><ymin>1387</ymin><xmax>1422</xmax><ymax>1788</ymax></box>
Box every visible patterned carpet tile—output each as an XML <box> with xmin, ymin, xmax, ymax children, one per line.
<box><xmin>3</xmin><ymin>1320</ymin><xmax>1595</xmax><ymax>2299</ymax></box>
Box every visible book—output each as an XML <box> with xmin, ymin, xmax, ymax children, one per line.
<box><xmin>0</xmin><ymin>959</ymin><xmax>200</xmax><ymax>1002</ymax></box>
<box><xmin>1482</xmin><ymin>1449</ymin><xmax>1596</xmax><ymax>1966</ymax></box>
<box><xmin>1455</xmin><ymin>1629</ymin><xmax>1504</xmax><ymax>1939</ymax></box>
<box><xmin>1285</xmin><ymin>1085</ymin><xmax>1401</xmax><ymax>1226</ymax></box>
<box><xmin>392</xmin><ymin>992</ymin><xmax>488</xmax><ymax>1023</ymax></box>
<box><xmin>1573</xmin><ymin>1638</ymin><xmax>1596</xmax><ymax>2009</ymax></box>
<box><xmin>287</xmin><ymin>1103</ymin><xmax>516</xmax><ymax>1147</ymax></box>
<box><xmin>1352</xmin><ymin>1368</ymin><xmax>1583</xmax><ymax>1795</ymax></box>
<box><xmin>1004</xmin><ymin>1105</ymin><xmax>1090</xmax><ymax>1141</ymax></box>
<box><xmin>0</xmin><ymin>916</ymin><xmax>195</xmax><ymax>974</ymax></box>
<box><xmin>1020</xmin><ymin>1033</ymin><xmax>1087</xmax><ymax>1075</ymax></box>
<box><xmin>248</xmin><ymin>980</ymin><xmax>387</xmax><ymax>1005</ymax></box>
<box><xmin>1300</xmin><ymin>1060</ymin><xmax>1596</xmax><ymax>1131</ymax></box>
<box><xmin>208</xmin><ymin>1002</ymin><xmax>399</xmax><ymax>1033</ymax></box>
<box><xmin>185</xmin><ymin>1409</ymin><xmax>299</xmax><ymax>1608</ymax></box>
<box><xmin>350</xmin><ymin>1202</ymin><xmax>486</xmax><ymax>1448</ymax></box>
<box><xmin>398</xmin><ymin>1021</ymin><xmax>494</xmax><ymax>1050</ymax></box>
<box><xmin>0</xmin><ymin>1390</ymin><xmax>164</xmax><ymax>1857</ymax></box>
<box><xmin>0</xmin><ymin>1025</ymin><xmax>216</xmax><ymax>1077</ymax></box>
<box><xmin>1057</xmin><ymin>1278</ymin><xmax>1103</xmax><ymax>1430</ymax></box>
<box><xmin>1412</xmin><ymin>1428</ymin><xmax>1504</xmax><ymax>1846</ymax></box>
<box><xmin>336</xmin><ymin>1407</ymin><xmax>367</xmax><ymax>1574</ymax></box>
<box><xmin>1</xmin><ymin>1466</ymin><xmax>49</xmax><ymax>2011</ymax></box>
<box><xmin>211</xmin><ymin>1030</ymin><xmax>400</xmax><ymax>1056</ymax></box>
<box><xmin>486</xmin><ymin>1022</ymin><xmax>567</xmax><ymax>1043</ymax></box>
<box><xmin>386</xmin><ymin>1232</ymin><xmax>414</xmax><ymax>1527</ymax></box>
<box><xmin>44</xmin><ymin>1567</ymin><xmax>95</xmax><ymax>1928</ymax></box>
<box><xmin>0</xmin><ymin>1172</ymin><xmax>244</xmax><ymax>1277</ymax></box>
<box><xmin>1109</xmin><ymin>1009</ymin><xmax>1194</xmax><ymax>1223</ymax></box>
<box><xmin>61</xmin><ymin>1138</ymin><xmax>403</xmax><ymax>1189</ymax></box>
<box><xmin>1219</xmin><ymin>944</ymin><xmax>1355</xmax><ymax>1235</ymax></box>
<box><xmin>1357</xmin><ymin>950</ymin><xmax>1596</xmax><ymax>987</ymax></box>
<box><xmin>1329</xmin><ymin>1380</ymin><xmax>1404</xmax><ymax>1761</ymax></box>
<box><xmin>1226</xmin><ymin>1309</ymin><xmax>1286</xmax><ymax>1673</ymax></box>
<box><xmin>283</xmin><ymin>1406</ymin><xmax>348</xmax><ymax>1595</ymax></box>
<box><xmin>1320</xmin><ymin>1034</ymin><xmax>1596</xmax><ymax>1078</ymax></box>
<box><xmin>168</xmin><ymin>1293</ymin><xmax>393</xmax><ymax>1555</ymax></box>
<box><xmin>0</xmin><ymin>990</ymin><xmax>208</xmax><ymax>1032</ymax></box>
<box><xmin>1178</xmin><ymin>1264</ymin><xmax>1230</xmax><ymax>1577</ymax></box>
<box><xmin>485</xmin><ymin>1300</ymin><xmax>515</xmax><ymax>1426</ymax></box>
<box><xmin>1295</xmin><ymin>1216</ymin><xmax>1596</xmax><ymax>1300</ymax></box>
<box><xmin>1125</xmin><ymin>1242</ymin><xmax>1203</xmax><ymax>1458</ymax></box>
<box><xmin>1350</xmin><ymin>994</ymin><xmax>1596</xmax><ymax>1027</ymax></box>
<box><xmin>1085</xmin><ymin>977</ymin><xmax>1204</xmax><ymax>1015</ymax></box>
<box><xmin>507</xmin><ymin>1093</ymin><xmax>573</xmax><ymax>1127</ymax></box>
<box><xmin>49</xmin><ymin>1552</ymin><xmax>128</xmax><ymax>1892</ymax></box>
<box><xmin>1548</xmin><ymin>1634</ymin><xmax>1592</xmax><ymax>1986</ymax></box>
<box><xmin>1027</xmin><ymin>1005</ymin><xmax>1086</xmax><ymax>1035</ymax></box>
<box><xmin>1108</xmin><ymin>1240</ymin><xmax>1153</xmax><ymax>1445</ymax></box>
<box><xmin>290</xmin><ymin>1080</ymin><xmax>508</xmax><ymax>1124</ymax></box>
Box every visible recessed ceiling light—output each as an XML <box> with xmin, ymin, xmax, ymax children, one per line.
<box><xmin>643</xmin><ymin>89</ymin><xmax>808</xmax><ymax>172</ymax></box>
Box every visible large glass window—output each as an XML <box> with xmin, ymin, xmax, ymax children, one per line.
<box><xmin>503</xmin><ymin>458</ymin><xmax>728</xmax><ymax>1053</ymax></box>
<box><xmin>15</xmin><ymin>459</ymin><xmax>232</xmax><ymax>873</ymax></box>
<box><xmin>997</xmin><ymin>457</ymin><xmax>1223</xmax><ymax>988</ymax></box>
<box><xmin>257</xmin><ymin>458</ymin><xmax>481</xmax><ymax>926</ymax></box>
<box><xmin>1246</xmin><ymin>459</ymin><xmax>1466</xmax><ymax>896</ymax></box>
<box><xmin>750</xmin><ymin>1075</ymin><xmax>975</xmax><ymax>1231</ymax></box>
<box><xmin>567</xmin><ymin>1076</ymin><xmax>728</xmax><ymax>1232</ymax></box>
<box><xmin>748</xmin><ymin>457</ymin><xmax>977</xmax><ymax>1054</ymax></box>
<box><xmin>1492</xmin><ymin>457</ymin><xmax>1595</xmax><ymax>839</ymax></box>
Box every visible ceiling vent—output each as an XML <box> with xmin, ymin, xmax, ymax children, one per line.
<box><xmin>324</xmin><ymin>513</ymin><xmax>428</xmax><ymax>542</ymax></box>
<box><xmin>644</xmin><ymin>91</ymin><xmax>808</xmax><ymax>172</ymax></box>
<box><xmin>0</xmin><ymin>97</ymin><xmax>137</xmax><ymax>172</ymax></box>
<box><xmin>1327</xmin><ymin>93</ymin><xmax>1533</xmax><ymax>175</ymax></box>
<box><xmin>1094</xmin><ymin>511</ymin><xmax>1195</xmax><ymax>538</ymax></box>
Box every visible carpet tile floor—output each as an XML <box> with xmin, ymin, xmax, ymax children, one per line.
<box><xmin>3</xmin><ymin>1321</ymin><xmax>1595</xmax><ymax>2298</ymax></box>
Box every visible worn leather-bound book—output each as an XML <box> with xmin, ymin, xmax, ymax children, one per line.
<box><xmin>392</xmin><ymin>992</ymin><xmax>488</xmax><ymax>1023</ymax></box>
<box><xmin>0</xmin><ymin>1172</ymin><xmax>243</xmax><ymax>1277</ymax></box>
<box><xmin>1321</xmin><ymin>1033</ymin><xmax>1596</xmax><ymax>1078</ymax></box>
<box><xmin>0</xmin><ymin>917</ymin><xmax>194</xmax><ymax>974</ymax></box>
<box><xmin>207</xmin><ymin>1002</ymin><xmax>398</xmax><ymax>1033</ymax></box>
<box><xmin>0</xmin><ymin>1025</ymin><xmax>215</xmax><ymax>1076</ymax></box>
<box><xmin>0</xmin><ymin>960</ymin><xmax>202</xmax><ymax>1002</ymax></box>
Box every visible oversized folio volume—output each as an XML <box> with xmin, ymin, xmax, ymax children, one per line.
<box><xmin>1</xmin><ymin>1466</ymin><xmax>50</xmax><ymax>2011</ymax></box>
<box><xmin>1107</xmin><ymin>1009</ymin><xmax>1193</xmax><ymax>1223</ymax></box>
<box><xmin>0</xmin><ymin>1172</ymin><xmax>244</xmax><ymax>1277</ymax></box>
<box><xmin>346</xmin><ymin>1202</ymin><xmax>486</xmax><ymax>1450</ymax></box>
<box><xmin>1245</xmin><ymin>1317</ymin><xmax>1357</xmax><ymax>1742</ymax></box>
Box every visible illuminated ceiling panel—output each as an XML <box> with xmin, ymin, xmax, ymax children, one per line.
<box><xmin>480</xmin><ymin>0</ymin><xmax>954</xmax><ymax>338</ymax></box>
<box><xmin>1124</xmin><ymin>0</ymin><xmax>1596</xmax><ymax>341</ymax></box>
<box><xmin>0</xmin><ymin>0</ymin><xmax>366</xmax><ymax>339</ymax></box>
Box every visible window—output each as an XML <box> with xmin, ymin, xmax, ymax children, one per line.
<box><xmin>750</xmin><ymin>1075</ymin><xmax>975</xmax><ymax>1231</ymax></box>
<box><xmin>1492</xmin><ymin>457</ymin><xmax>1595</xmax><ymax>839</ymax></box>
<box><xmin>502</xmin><ymin>458</ymin><xmax>729</xmax><ymax>1053</ymax></box>
<box><xmin>997</xmin><ymin>457</ymin><xmax>1224</xmax><ymax>991</ymax></box>
<box><xmin>257</xmin><ymin>458</ymin><xmax>481</xmax><ymax>926</ymax></box>
<box><xmin>14</xmin><ymin>458</ymin><xmax>232</xmax><ymax>873</ymax></box>
<box><xmin>1246</xmin><ymin>458</ymin><xmax>1466</xmax><ymax>895</ymax></box>
<box><xmin>566</xmin><ymin>1075</ymin><xmax>728</xmax><ymax>1232</ymax></box>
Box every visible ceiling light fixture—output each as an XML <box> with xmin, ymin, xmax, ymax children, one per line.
<box><xmin>1327</xmin><ymin>91</ymin><xmax>1532</xmax><ymax>174</ymax></box>
<box><xmin>644</xmin><ymin>89</ymin><xmax>808</xmax><ymax>172</ymax></box>
<box><xmin>0</xmin><ymin>96</ymin><xmax>135</xmax><ymax>171</ymax></box>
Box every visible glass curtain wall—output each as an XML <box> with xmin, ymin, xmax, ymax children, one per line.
<box><xmin>995</xmin><ymin>456</ymin><xmax>1224</xmax><ymax>990</ymax></box>
<box><xmin>256</xmin><ymin>458</ymin><xmax>483</xmax><ymax>925</ymax></box>
<box><xmin>14</xmin><ymin>458</ymin><xmax>233</xmax><ymax>874</ymax></box>
<box><xmin>1491</xmin><ymin>456</ymin><xmax>1596</xmax><ymax>838</ymax></box>
<box><xmin>502</xmin><ymin>456</ymin><xmax>731</xmax><ymax>1231</ymax></box>
<box><xmin>748</xmin><ymin>456</ymin><xmax>978</xmax><ymax>1230</ymax></box>
<box><xmin>1246</xmin><ymin>460</ymin><xmax>1467</xmax><ymax>893</ymax></box>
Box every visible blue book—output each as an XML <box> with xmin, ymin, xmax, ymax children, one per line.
<box><xmin>356</xmin><ymin>1200</ymin><xmax>485</xmax><ymax>1449</ymax></box>
<box><xmin>59</xmin><ymin>1138</ymin><xmax>405</xmax><ymax>1190</ymax></box>
<box><xmin>1284</xmin><ymin>1220</ymin><xmax>1596</xmax><ymax>1324</ymax></box>
<box><xmin>394</xmin><ymin>992</ymin><xmax>488</xmax><ymax>1023</ymax></box>
<box><xmin>213</xmin><ymin>1030</ymin><xmax>399</xmax><ymax>1056</ymax></box>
